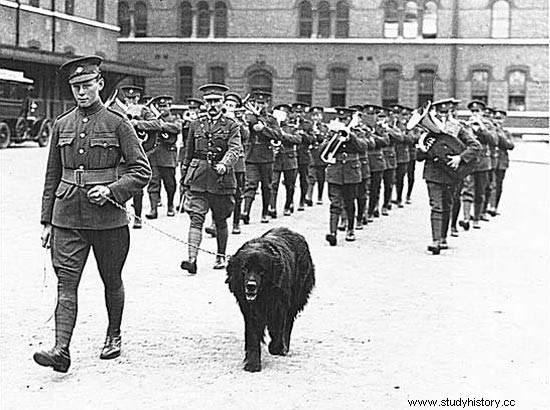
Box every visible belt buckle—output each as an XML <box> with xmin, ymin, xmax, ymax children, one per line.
<box><xmin>74</xmin><ymin>169</ymin><xmax>85</xmax><ymax>187</ymax></box>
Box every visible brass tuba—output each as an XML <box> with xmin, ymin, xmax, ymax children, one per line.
<box><xmin>320</xmin><ymin>113</ymin><xmax>360</xmax><ymax>164</ymax></box>
<box><xmin>406</xmin><ymin>101</ymin><xmax>445</xmax><ymax>134</ymax></box>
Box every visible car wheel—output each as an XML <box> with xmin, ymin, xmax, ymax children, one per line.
<box><xmin>37</xmin><ymin>121</ymin><xmax>52</xmax><ymax>147</ymax></box>
<box><xmin>0</xmin><ymin>122</ymin><xmax>11</xmax><ymax>149</ymax></box>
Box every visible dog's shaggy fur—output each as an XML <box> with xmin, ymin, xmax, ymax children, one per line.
<box><xmin>226</xmin><ymin>227</ymin><xmax>315</xmax><ymax>372</ymax></box>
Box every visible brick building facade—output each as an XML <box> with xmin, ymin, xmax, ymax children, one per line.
<box><xmin>116</xmin><ymin>0</ymin><xmax>548</xmax><ymax>122</ymax></box>
<box><xmin>1</xmin><ymin>0</ymin><xmax>157</xmax><ymax>118</ymax></box>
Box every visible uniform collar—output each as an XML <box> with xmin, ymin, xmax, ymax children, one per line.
<box><xmin>77</xmin><ymin>100</ymin><xmax>103</xmax><ymax>117</ymax></box>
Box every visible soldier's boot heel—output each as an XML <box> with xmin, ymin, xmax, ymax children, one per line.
<box><xmin>33</xmin><ymin>346</ymin><xmax>71</xmax><ymax>373</ymax></box>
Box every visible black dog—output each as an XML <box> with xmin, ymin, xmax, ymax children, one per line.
<box><xmin>226</xmin><ymin>227</ymin><xmax>315</xmax><ymax>372</ymax></box>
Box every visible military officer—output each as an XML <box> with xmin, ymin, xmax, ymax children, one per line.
<box><xmin>241</xmin><ymin>90</ymin><xmax>280</xmax><ymax>224</ymax></box>
<box><xmin>305</xmin><ymin>106</ymin><xmax>329</xmax><ymax>205</ymax></box>
<box><xmin>269</xmin><ymin>103</ymin><xmax>301</xmax><ymax>217</ymax></box>
<box><xmin>415</xmin><ymin>100</ymin><xmax>481</xmax><ymax>254</ymax></box>
<box><xmin>482</xmin><ymin>106</ymin><xmax>500</xmax><ymax>220</ymax></box>
<box><xmin>180</xmin><ymin>84</ymin><xmax>241</xmax><ymax>274</ymax></box>
<box><xmin>144</xmin><ymin>95</ymin><xmax>180</xmax><ymax>219</ymax></box>
<box><xmin>322</xmin><ymin>107</ymin><xmax>368</xmax><ymax>245</ymax></box>
<box><xmin>34</xmin><ymin>56</ymin><xmax>151</xmax><ymax>373</ymax></box>
<box><xmin>488</xmin><ymin>109</ymin><xmax>514</xmax><ymax>216</ymax></box>
<box><xmin>364</xmin><ymin>104</ymin><xmax>389</xmax><ymax>221</ymax></box>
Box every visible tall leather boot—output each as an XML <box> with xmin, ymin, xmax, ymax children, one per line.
<box><xmin>428</xmin><ymin>215</ymin><xmax>442</xmax><ymax>255</ymax></box>
<box><xmin>241</xmin><ymin>197</ymin><xmax>252</xmax><ymax>225</ymax></box>
<box><xmin>214</xmin><ymin>222</ymin><xmax>228</xmax><ymax>269</ymax></box>
<box><xmin>181</xmin><ymin>227</ymin><xmax>201</xmax><ymax>274</ymax></box>
<box><xmin>325</xmin><ymin>213</ymin><xmax>339</xmax><ymax>246</ymax></box>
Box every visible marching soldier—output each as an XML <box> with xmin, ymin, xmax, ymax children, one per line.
<box><xmin>269</xmin><ymin>103</ymin><xmax>301</xmax><ymax>217</ymax></box>
<box><xmin>180</xmin><ymin>84</ymin><xmax>241</xmax><ymax>273</ymax></box>
<box><xmin>223</xmin><ymin>92</ymin><xmax>248</xmax><ymax>234</ymax></box>
<box><xmin>305</xmin><ymin>106</ymin><xmax>329</xmax><ymax>205</ymax></box>
<box><xmin>322</xmin><ymin>107</ymin><xmax>368</xmax><ymax>245</ymax></box>
<box><xmin>364</xmin><ymin>104</ymin><xmax>389</xmax><ymax>221</ymax></box>
<box><xmin>241</xmin><ymin>90</ymin><xmax>280</xmax><ymax>224</ymax></box>
<box><xmin>392</xmin><ymin>105</ymin><xmax>413</xmax><ymax>208</ymax></box>
<box><xmin>488</xmin><ymin>109</ymin><xmax>515</xmax><ymax>216</ymax></box>
<box><xmin>380</xmin><ymin>106</ymin><xmax>403</xmax><ymax>215</ymax></box>
<box><xmin>290</xmin><ymin>102</ymin><xmax>315</xmax><ymax>210</ymax></box>
<box><xmin>144</xmin><ymin>95</ymin><xmax>180</xmax><ymax>219</ymax></box>
<box><xmin>482</xmin><ymin>106</ymin><xmax>500</xmax><ymax>220</ymax></box>
<box><xmin>415</xmin><ymin>100</ymin><xmax>481</xmax><ymax>254</ymax></box>
<box><xmin>35</xmin><ymin>56</ymin><xmax>151</xmax><ymax>372</ymax></box>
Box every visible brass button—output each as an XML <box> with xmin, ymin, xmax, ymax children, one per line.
<box><xmin>80</xmin><ymin>133</ymin><xmax>85</xmax><ymax>138</ymax></box>
<box><xmin>82</xmin><ymin>118</ymin><xmax>89</xmax><ymax>123</ymax></box>
<box><xmin>103</xmin><ymin>142</ymin><xmax>108</xmax><ymax>147</ymax></box>
<box><xmin>78</xmin><ymin>148</ymin><xmax>85</xmax><ymax>154</ymax></box>
<box><xmin>78</xmin><ymin>165</ymin><xmax>84</xmax><ymax>169</ymax></box>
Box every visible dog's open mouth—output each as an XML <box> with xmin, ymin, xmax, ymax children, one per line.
<box><xmin>245</xmin><ymin>280</ymin><xmax>258</xmax><ymax>301</ymax></box>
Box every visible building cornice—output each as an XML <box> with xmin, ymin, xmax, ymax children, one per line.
<box><xmin>0</xmin><ymin>1</ymin><xmax>120</xmax><ymax>32</ymax></box>
<box><xmin>117</xmin><ymin>37</ymin><xmax>549</xmax><ymax>46</ymax></box>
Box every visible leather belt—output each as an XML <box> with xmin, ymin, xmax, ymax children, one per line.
<box><xmin>193</xmin><ymin>152</ymin><xmax>222</xmax><ymax>161</ymax></box>
<box><xmin>336</xmin><ymin>152</ymin><xmax>359</xmax><ymax>162</ymax></box>
<box><xmin>61</xmin><ymin>168</ymin><xmax>118</xmax><ymax>187</ymax></box>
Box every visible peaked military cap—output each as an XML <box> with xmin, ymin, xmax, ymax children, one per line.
<box><xmin>187</xmin><ymin>97</ymin><xmax>203</xmax><ymax>109</ymax></box>
<box><xmin>120</xmin><ymin>85</ymin><xmax>143</xmax><ymax>99</ymax></box>
<box><xmin>334</xmin><ymin>107</ymin><xmax>354</xmax><ymax>118</ymax></box>
<box><xmin>149</xmin><ymin>95</ymin><xmax>173</xmax><ymax>108</ymax></box>
<box><xmin>376</xmin><ymin>106</ymin><xmax>389</xmax><ymax>116</ymax></box>
<box><xmin>432</xmin><ymin>98</ymin><xmax>454</xmax><ymax>113</ymax></box>
<box><xmin>362</xmin><ymin>104</ymin><xmax>378</xmax><ymax>115</ymax></box>
<box><xmin>308</xmin><ymin>105</ymin><xmax>324</xmax><ymax>114</ymax></box>
<box><xmin>60</xmin><ymin>55</ymin><xmax>103</xmax><ymax>85</ymax></box>
<box><xmin>467</xmin><ymin>100</ymin><xmax>487</xmax><ymax>111</ymax></box>
<box><xmin>484</xmin><ymin>106</ymin><xmax>496</xmax><ymax>116</ymax></box>
<box><xmin>224</xmin><ymin>91</ymin><xmax>242</xmax><ymax>107</ymax></box>
<box><xmin>400</xmin><ymin>106</ymin><xmax>414</xmax><ymax>115</ymax></box>
<box><xmin>348</xmin><ymin>105</ymin><xmax>363</xmax><ymax>112</ymax></box>
<box><xmin>249</xmin><ymin>90</ymin><xmax>272</xmax><ymax>103</ymax></box>
<box><xmin>451</xmin><ymin>98</ymin><xmax>462</xmax><ymax>106</ymax></box>
<box><xmin>198</xmin><ymin>83</ymin><xmax>229</xmax><ymax>100</ymax></box>
<box><xmin>390</xmin><ymin>104</ymin><xmax>406</xmax><ymax>113</ymax></box>
<box><xmin>494</xmin><ymin>109</ymin><xmax>507</xmax><ymax>118</ymax></box>
<box><xmin>291</xmin><ymin>102</ymin><xmax>310</xmax><ymax>113</ymax></box>
<box><xmin>273</xmin><ymin>103</ymin><xmax>292</xmax><ymax>112</ymax></box>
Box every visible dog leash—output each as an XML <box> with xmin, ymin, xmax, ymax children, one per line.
<box><xmin>42</xmin><ymin>248</ymin><xmax>56</xmax><ymax>324</ymax></box>
<box><xmin>103</xmin><ymin>195</ymin><xmax>227</xmax><ymax>258</ymax></box>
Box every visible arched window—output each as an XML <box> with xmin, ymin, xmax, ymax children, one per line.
<box><xmin>180</xmin><ymin>2</ymin><xmax>193</xmax><ymax>37</ymax></box>
<box><xmin>382</xmin><ymin>68</ymin><xmax>400</xmax><ymax>107</ymax></box>
<box><xmin>492</xmin><ymin>0</ymin><xmax>510</xmax><ymax>38</ymax></box>
<box><xmin>118</xmin><ymin>1</ymin><xmax>131</xmax><ymax>37</ymax></box>
<box><xmin>403</xmin><ymin>1</ymin><xmax>418</xmax><ymax>38</ymax></box>
<box><xmin>471</xmin><ymin>70</ymin><xmax>489</xmax><ymax>104</ymax></box>
<box><xmin>298</xmin><ymin>1</ymin><xmax>313</xmax><ymax>38</ymax></box>
<box><xmin>249</xmin><ymin>69</ymin><xmax>273</xmax><ymax>95</ymax></box>
<box><xmin>135</xmin><ymin>1</ymin><xmax>148</xmax><ymax>37</ymax></box>
<box><xmin>384</xmin><ymin>0</ymin><xmax>399</xmax><ymax>38</ymax></box>
<box><xmin>508</xmin><ymin>70</ymin><xmax>526</xmax><ymax>111</ymax></box>
<box><xmin>417</xmin><ymin>69</ymin><xmax>435</xmax><ymax>106</ymax></box>
<box><xmin>329</xmin><ymin>67</ymin><xmax>347</xmax><ymax>107</ymax></box>
<box><xmin>422</xmin><ymin>1</ymin><xmax>437</xmax><ymax>38</ymax></box>
<box><xmin>318</xmin><ymin>1</ymin><xmax>331</xmax><ymax>38</ymax></box>
<box><xmin>179</xmin><ymin>66</ymin><xmax>194</xmax><ymax>102</ymax></box>
<box><xmin>335</xmin><ymin>1</ymin><xmax>349</xmax><ymax>38</ymax></box>
<box><xmin>209</xmin><ymin>66</ymin><xmax>226</xmax><ymax>84</ymax></box>
<box><xmin>296</xmin><ymin>67</ymin><xmax>314</xmax><ymax>105</ymax></box>
<box><xmin>65</xmin><ymin>0</ymin><xmax>74</xmax><ymax>15</ymax></box>
<box><xmin>214</xmin><ymin>2</ymin><xmax>228</xmax><ymax>38</ymax></box>
<box><xmin>197</xmin><ymin>1</ymin><xmax>210</xmax><ymax>38</ymax></box>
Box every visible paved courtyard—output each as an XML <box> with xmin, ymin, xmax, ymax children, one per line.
<box><xmin>1</xmin><ymin>142</ymin><xmax>548</xmax><ymax>410</ymax></box>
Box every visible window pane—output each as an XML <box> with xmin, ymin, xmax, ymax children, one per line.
<box><xmin>418</xmin><ymin>70</ymin><xmax>435</xmax><ymax>94</ymax></box>
<box><xmin>335</xmin><ymin>1</ymin><xmax>349</xmax><ymax>38</ymax></box>
<box><xmin>299</xmin><ymin>1</ymin><xmax>313</xmax><ymax>38</ymax></box>
<box><xmin>508</xmin><ymin>96</ymin><xmax>525</xmax><ymax>111</ymax></box>
<box><xmin>384</xmin><ymin>22</ymin><xmax>399</xmax><ymax>38</ymax></box>
<box><xmin>209</xmin><ymin>67</ymin><xmax>226</xmax><ymax>85</ymax></box>
<box><xmin>382</xmin><ymin>69</ymin><xmax>399</xmax><ymax>101</ymax></box>
<box><xmin>180</xmin><ymin>2</ymin><xmax>193</xmax><ymax>37</ymax></box>
<box><xmin>330</xmin><ymin>68</ymin><xmax>347</xmax><ymax>107</ymax></box>
<box><xmin>135</xmin><ymin>1</ymin><xmax>147</xmax><ymax>37</ymax></box>
<box><xmin>214</xmin><ymin>2</ymin><xmax>227</xmax><ymax>38</ymax></box>
<box><xmin>30</xmin><ymin>0</ymin><xmax>40</xmax><ymax>7</ymax></box>
<box><xmin>508</xmin><ymin>70</ymin><xmax>526</xmax><ymax>96</ymax></box>
<box><xmin>118</xmin><ymin>2</ymin><xmax>130</xmax><ymax>36</ymax></box>
<box><xmin>471</xmin><ymin>70</ymin><xmax>489</xmax><ymax>97</ymax></box>
<box><xmin>179</xmin><ymin>66</ymin><xmax>193</xmax><ymax>102</ymax></box>
<box><xmin>296</xmin><ymin>67</ymin><xmax>313</xmax><ymax>105</ymax></box>
<box><xmin>318</xmin><ymin>1</ymin><xmax>331</xmax><ymax>38</ymax></box>
<box><xmin>492</xmin><ymin>0</ymin><xmax>510</xmax><ymax>38</ymax></box>
<box><xmin>197</xmin><ymin>1</ymin><xmax>210</xmax><ymax>38</ymax></box>
<box><xmin>249</xmin><ymin>70</ymin><xmax>272</xmax><ymax>94</ymax></box>
<box><xmin>403</xmin><ymin>1</ymin><xmax>418</xmax><ymax>38</ymax></box>
<box><xmin>65</xmin><ymin>0</ymin><xmax>74</xmax><ymax>15</ymax></box>
<box><xmin>422</xmin><ymin>1</ymin><xmax>437</xmax><ymax>38</ymax></box>
<box><xmin>96</xmin><ymin>0</ymin><xmax>105</xmax><ymax>22</ymax></box>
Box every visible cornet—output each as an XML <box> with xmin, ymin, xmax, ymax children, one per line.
<box><xmin>320</xmin><ymin>114</ymin><xmax>360</xmax><ymax>164</ymax></box>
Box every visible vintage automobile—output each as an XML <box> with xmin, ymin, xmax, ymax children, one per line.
<box><xmin>0</xmin><ymin>68</ymin><xmax>52</xmax><ymax>149</ymax></box>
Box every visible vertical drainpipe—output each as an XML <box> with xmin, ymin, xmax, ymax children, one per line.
<box><xmin>51</xmin><ymin>0</ymin><xmax>56</xmax><ymax>52</ymax></box>
<box><xmin>451</xmin><ymin>0</ymin><xmax>459</xmax><ymax>98</ymax></box>
<box><xmin>15</xmin><ymin>0</ymin><xmax>20</xmax><ymax>47</ymax></box>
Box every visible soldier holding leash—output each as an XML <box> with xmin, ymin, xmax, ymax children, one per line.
<box><xmin>180</xmin><ymin>84</ymin><xmax>241</xmax><ymax>274</ymax></box>
<box><xmin>35</xmin><ymin>56</ymin><xmax>151</xmax><ymax>372</ymax></box>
